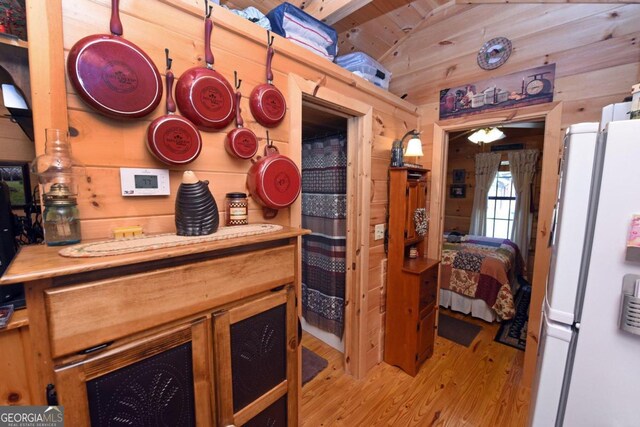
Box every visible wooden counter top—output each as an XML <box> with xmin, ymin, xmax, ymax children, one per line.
<box><xmin>0</xmin><ymin>226</ymin><xmax>309</xmax><ymax>285</ymax></box>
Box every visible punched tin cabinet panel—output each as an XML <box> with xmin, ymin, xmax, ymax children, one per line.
<box><xmin>86</xmin><ymin>342</ymin><xmax>196</xmax><ymax>427</ymax></box>
<box><xmin>244</xmin><ymin>395</ymin><xmax>288</xmax><ymax>427</ymax></box>
<box><xmin>231</xmin><ymin>303</ymin><xmax>287</xmax><ymax>412</ymax></box>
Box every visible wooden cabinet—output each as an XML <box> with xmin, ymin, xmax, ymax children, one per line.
<box><xmin>213</xmin><ymin>287</ymin><xmax>297</xmax><ymax>426</ymax></box>
<box><xmin>384</xmin><ymin>167</ymin><xmax>439</xmax><ymax>376</ymax></box>
<box><xmin>0</xmin><ymin>227</ymin><xmax>306</xmax><ymax>426</ymax></box>
<box><xmin>0</xmin><ymin>310</ymin><xmax>36</xmax><ymax>406</ymax></box>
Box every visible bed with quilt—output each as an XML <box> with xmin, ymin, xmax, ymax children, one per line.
<box><xmin>440</xmin><ymin>234</ymin><xmax>524</xmax><ymax>322</ymax></box>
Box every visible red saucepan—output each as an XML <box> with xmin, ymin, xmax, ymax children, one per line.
<box><xmin>225</xmin><ymin>73</ymin><xmax>258</xmax><ymax>159</ymax></box>
<box><xmin>250</xmin><ymin>33</ymin><xmax>286</xmax><ymax>128</ymax></box>
<box><xmin>67</xmin><ymin>0</ymin><xmax>162</xmax><ymax>119</ymax></box>
<box><xmin>147</xmin><ymin>50</ymin><xmax>202</xmax><ymax>166</ymax></box>
<box><xmin>247</xmin><ymin>132</ymin><xmax>301</xmax><ymax>219</ymax></box>
<box><xmin>175</xmin><ymin>2</ymin><xmax>235</xmax><ymax>131</ymax></box>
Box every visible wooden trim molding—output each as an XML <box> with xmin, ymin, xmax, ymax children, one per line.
<box><xmin>289</xmin><ymin>73</ymin><xmax>373</xmax><ymax>380</ymax></box>
<box><xmin>429</xmin><ymin>102</ymin><xmax>563</xmax><ymax>394</ymax></box>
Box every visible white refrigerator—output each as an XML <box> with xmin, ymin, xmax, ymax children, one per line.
<box><xmin>530</xmin><ymin>118</ymin><xmax>640</xmax><ymax>427</ymax></box>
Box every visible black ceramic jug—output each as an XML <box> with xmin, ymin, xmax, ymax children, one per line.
<box><xmin>175</xmin><ymin>171</ymin><xmax>219</xmax><ymax>236</ymax></box>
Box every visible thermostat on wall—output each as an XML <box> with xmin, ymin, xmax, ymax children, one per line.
<box><xmin>120</xmin><ymin>168</ymin><xmax>170</xmax><ymax>196</ymax></box>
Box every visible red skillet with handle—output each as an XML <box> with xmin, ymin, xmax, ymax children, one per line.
<box><xmin>225</xmin><ymin>72</ymin><xmax>258</xmax><ymax>159</ymax></box>
<box><xmin>147</xmin><ymin>49</ymin><xmax>202</xmax><ymax>166</ymax></box>
<box><xmin>67</xmin><ymin>0</ymin><xmax>162</xmax><ymax>119</ymax></box>
<box><xmin>247</xmin><ymin>132</ymin><xmax>301</xmax><ymax>219</ymax></box>
<box><xmin>250</xmin><ymin>33</ymin><xmax>286</xmax><ymax>128</ymax></box>
<box><xmin>175</xmin><ymin>1</ymin><xmax>235</xmax><ymax>131</ymax></box>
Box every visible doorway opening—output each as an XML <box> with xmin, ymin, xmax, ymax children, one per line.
<box><xmin>290</xmin><ymin>73</ymin><xmax>373</xmax><ymax>379</ymax></box>
<box><xmin>300</xmin><ymin>101</ymin><xmax>349</xmax><ymax>353</ymax></box>
<box><xmin>429</xmin><ymin>103</ymin><xmax>563</xmax><ymax>389</ymax></box>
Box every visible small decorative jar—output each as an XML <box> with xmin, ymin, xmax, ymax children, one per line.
<box><xmin>225</xmin><ymin>192</ymin><xmax>248</xmax><ymax>226</ymax></box>
<box><xmin>409</xmin><ymin>246</ymin><xmax>418</xmax><ymax>259</ymax></box>
<box><xmin>43</xmin><ymin>183</ymin><xmax>81</xmax><ymax>246</ymax></box>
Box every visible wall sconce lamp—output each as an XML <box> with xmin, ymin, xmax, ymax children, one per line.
<box><xmin>391</xmin><ymin>129</ymin><xmax>423</xmax><ymax>167</ymax></box>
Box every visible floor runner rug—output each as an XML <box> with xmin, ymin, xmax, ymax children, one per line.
<box><xmin>494</xmin><ymin>280</ymin><xmax>531</xmax><ymax>351</ymax></box>
<box><xmin>302</xmin><ymin>346</ymin><xmax>328</xmax><ymax>386</ymax></box>
<box><xmin>438</xmin><ymin>313</ymin><xmax>482</xmax><ymax>347</ymax></box>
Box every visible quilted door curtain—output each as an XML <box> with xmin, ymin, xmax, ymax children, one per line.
<box><xmin>301</xmin><ymin>134</ymin><xmax>347</xmax><ymax>338</ymax></box>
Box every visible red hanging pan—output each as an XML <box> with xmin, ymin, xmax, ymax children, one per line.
<box><xmin>67</xmin><ymin>0</ymin><xmax>162</xmax><ymax>119</ymax></box>
<box><xmin>250</xmin><ymin>33</ymin><xmax>286</xmax><ymax>128</ymax></box>
<box><xmin>175</xmin><ymin>2</ymin><xmax>235</xmax><ymax>131</ymax></box>
<box><xmin>225</xmin><ymin>72</ymin><xmax>258</xmax><ymax>160</ymax></box>
<box><xmin>147</xmin><ymin>50</ymin><xmax>202</xmax><ymax>166</ymax></box>
<box><xmin>247</xmin><ymin>132</ymin><xmax>301</xmax><ymax>219</ymax></box>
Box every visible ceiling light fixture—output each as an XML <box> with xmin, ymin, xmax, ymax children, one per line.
<box><xmin>468</xmin><ymin>127</ymin><xmax>505</xmax><ymax>144</ymax></box>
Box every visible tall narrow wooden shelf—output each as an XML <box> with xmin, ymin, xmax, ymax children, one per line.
<box><xmin>384</xmin><ymin>167</ymin><xmax>439</xmax><ymax>376</ymax></box>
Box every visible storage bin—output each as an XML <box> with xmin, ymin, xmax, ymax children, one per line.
<box><xmin>266</xmin><ymin>2</ymin><xmax>338</xmax><ymax>61</ymax></box>
<box><xmin>336</xmin><ymin>52</ymin><xmax>392</xmax><ymax>90</ymax></box>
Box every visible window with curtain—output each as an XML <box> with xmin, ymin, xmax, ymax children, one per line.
<box><xmin>486</xmin><ymin>166</ymin><xmax>516</xmax><ymax>239</ymax></box>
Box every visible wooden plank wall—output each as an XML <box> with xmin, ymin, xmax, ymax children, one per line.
<box><xmin>33</xmin><ymin>0</ymin><xmax>419</xmax><ymax>373</ymax></box>
<box><xmin>444</xmin><ymin>131</ymin><xmax>544</xmax><ymax>278</ymax></box>
<box><xmin>381</xmin><ymin>2</ymin><xmax>639</xmax><ymax>390</ymax></box>
<box><xmin>382</xmin><ymin>3</ymin><xmax>640</xmax><ymax>128</ymax></box>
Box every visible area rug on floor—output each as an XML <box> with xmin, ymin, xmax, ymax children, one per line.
<box><xmin>438</xmin><ymin>313</ymin><xmax>482</xmax><ymax>347</ymax></box>
<box><xmin>302</xmin><ymin>347</ymin><xmax>328</xmax><ymax>386</ymax></box>
<box><xmin>494</xmin><ymin>280</ymin><xmax>532</xmax><ymax>351</ymax></box>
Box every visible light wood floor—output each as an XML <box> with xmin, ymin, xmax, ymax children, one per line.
<box><xmin>300</xmin><ymin>309</ymin><xmax>530</xmax><ymax>426</ymax></box>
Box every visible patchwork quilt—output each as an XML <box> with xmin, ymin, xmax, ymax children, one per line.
<box><xmin>441</xmin><ymin>235</ymin><xmax>523</xmax><ymax>321</ymax></box>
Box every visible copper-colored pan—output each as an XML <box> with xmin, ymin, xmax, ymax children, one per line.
<box><xmin>225</xmin><ymin>73</ymin><xmax>258</xmax><ymax>160</ymax></box>
<box><xmin>67</xmin><ymin>0</ymin><xmax>162</xmax><ymax>119</ymax></box>
<box><xmin>147</xmin><ymin>50</ymin><xmax>202</xmax><ymax>166</ymax></box>
<box><xmin>249</xmin><ymin>33</ymin><xmax>286</xmax><ymax>128</ymax></box>
<box><xmin>175</xmin><ymin>2</ymin><xmax>235</xmax><ymax>131</ymax></box>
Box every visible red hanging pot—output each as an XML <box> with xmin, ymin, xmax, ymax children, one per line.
<box><xmin>225</xmin><ymin>76</ymin><xmax>258</xmax><ymax>160</ymax></box>
<box><xmin>249</xmin><ymin>33</ymin><xmax>286</xmax><ymax>128</ymax></box>
<box><xmin>67</xmin><ymin>0</ymin><xmax>162</xmax><ymax>119</ymax></box>
<box><xmin>247</xmin><ymin>135</ymin><xmax>301</xmax><ymax>219</ymax></box>
<box><xmin>147</xmin><ymin>50</ymin><xmax>202</xmax><ymax>166</ymax></box>
<box><xmin>175</xmin><ymin>2</ymin><xmax>235</xmax><ymax>131</ymax></box>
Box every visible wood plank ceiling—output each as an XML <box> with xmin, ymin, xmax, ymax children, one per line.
<box><xmin>220</xmin><ymin>0</ymin><xmax>451</xmax><ymax>62</ymax></box>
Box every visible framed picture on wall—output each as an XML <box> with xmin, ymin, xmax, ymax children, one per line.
<box><xmin>450</xmin><ymin>184</ymin><xmax>466</xmax><ymax>199</ymax></box>
<box><xmin>452</xmin><ymin>169</ymin><xmax>466</xmax><ymax>184</ymax></box>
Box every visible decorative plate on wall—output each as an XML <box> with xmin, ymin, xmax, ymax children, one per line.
<box><xmin>477</xmin><ymin>37</ymin><xmax>512</xmax><ymax>70</ymax></box>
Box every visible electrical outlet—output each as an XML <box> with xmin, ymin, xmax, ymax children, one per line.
<box><xmin>374</xmin><ymin>224</ymin><xmax>385</xmax><ymax>241</ymax></box>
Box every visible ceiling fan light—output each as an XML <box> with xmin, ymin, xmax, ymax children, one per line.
<box><xmin>468</xmin><ymin>127</ymin><xmax>505</xmax><ymax>144</ymax></box>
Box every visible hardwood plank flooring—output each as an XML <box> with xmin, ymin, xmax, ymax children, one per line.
<box><xmin>301</xmin><ymin>309</ymin><xmax>530</xmax><ymax>426</ymax></box>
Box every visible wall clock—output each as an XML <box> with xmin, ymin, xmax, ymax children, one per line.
<box><xmin>477</xmin><ymin>37</ymin><xmax>512</xmax><ymax>70</ymax></box>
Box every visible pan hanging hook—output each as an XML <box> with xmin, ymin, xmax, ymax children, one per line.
<box><xmin>205</xmin><ymin>0</ymin><xmax>212</xmax><ymax>18</ymax></box>
<box><xmin>165</xmin><ymin>48</ymin><xmax>172</xmax><ymax>71</ymax></box>
<box><xmin>267</xmin><ymin>30</ymin><xmax>274</xmax><ymax>47</ymax></box>
<box><xmin>266</xmin><ymin>130</ymin><xmax>273</xmax><ymax>147</ymax></box>
<box><xmin>234</xmin><ymin>71</ymin><xmax>242</xmax><ymax>90</ymax></box>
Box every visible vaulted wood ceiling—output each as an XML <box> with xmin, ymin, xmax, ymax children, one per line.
<box><xmin>221</xmin><ymin>0</ymin><xmax>451</xmax><ymax>62</ymax></box>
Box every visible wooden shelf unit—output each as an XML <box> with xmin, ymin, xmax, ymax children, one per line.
<box><xmin>384</xmin><ymin>167</ymin><xmax>439</xmax><ymax>376</ymax></box>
